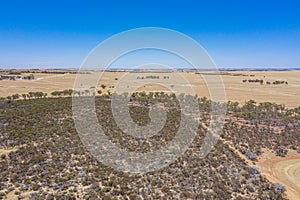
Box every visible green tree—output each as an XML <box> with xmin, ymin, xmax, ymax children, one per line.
<box><xmin>22</xmin><ymin>94</ymin><xmax>27</xmax><ymax>100</ymax></box>
<box><xmin>12</xmin><ymin>94</ymin><xmax>20</xmax><ymax>100</ymax></box>
<box><xmin>85</xmin><ymin>89</ymin><xmax>90</xmax><ymax>96</ymax></box>
<box><xmin>28</xmin><ymin>92</ymin><xmax>34</xmax><ymax>99</ymax></box>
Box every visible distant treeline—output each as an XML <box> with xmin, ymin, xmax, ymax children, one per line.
<box><xmin>3</xmin><ymin>91</ymin><xmax>48</xmax><ymax>101</ymax></box>
<box><xmin>195</xmin><ymin>72</ymin><xmax>255</xmax><ymax>77</ymax></box>
<box><xmin>137</xmin><ymin>75</ymin><xmax>170</xmax><ymax>79</ymax></box>
<box><xmin>39</xmin><ymin>71</ymin><xmax>91</xmax><ymax>74</ymax></box>
<box><xmin>242</xmin><ymin>79</ymin><xmax>264</xmax><ymax>84</ymax></box>
<box><xmin>0</xmin><ymin>75</ymin><xmax>19</xmax><ymax>80</ymax></box>
<box><xmin>268</xmin><ymin>80</ymin><xmax>288</xmax><ymax>85</ymax></box>
<box><xmin>242</xmin><ymin>79</ymin><xmax>288</xmax><ymax>85</ymax></box>
<box><xmin>0</xmin><ymin>70</ymin><xmax>91</xmax><ymax>74</ymax></box>
<box><xmin>0</xmin><ymin>74</ymin><xmax>35</xmax><ymax>81</ymax></box>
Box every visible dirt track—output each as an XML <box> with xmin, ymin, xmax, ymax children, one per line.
<box><xmin>257</xmin><ymin>150</ymin><xmax>300</xmax><ymax>200</ymax></box>
<box><xmin>273</xmin><ymin>159</ymin><xmax>300</xmax><ymax>199</ymax></box>
<box><xmin>0</xmin><ymin>148</ymin><xmax>18</xmax><ymax>156</ymax></box>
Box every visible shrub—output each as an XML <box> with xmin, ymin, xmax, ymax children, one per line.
<box><xmin>245</xmin><ymin>150</ymin><xmax>257</xmax><ymax>161</ymax></box>
<box><xmin>275</xmin><ymin>183</ymin><xmax>285</xmax><ymax>193</ymax></box>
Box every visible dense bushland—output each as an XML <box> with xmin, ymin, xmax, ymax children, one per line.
<box><xmin>0</xmin><ymin>94</ymin><xmax>298</xmax><ymax>199</ymax></box>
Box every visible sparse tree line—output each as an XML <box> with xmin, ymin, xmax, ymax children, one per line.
<box><xmin>0</xmin><ymin>70</ymin><xmax>91</xmax><ymax>74</ymax></box>
<box><xmin>0</xmin><ymin>74</ymin><xmax>35</xmax><ymax>81</ymax></box>
<box><xmin>2</xmin><ymin>91</ymin><xmax>47</xmax><ymax>101</ymax></box>
<box><xmin>0</xmin><ymin>75</ymin><xmax>18</xmax><ymax>80</ymax></box>
<box><xmin>195</xmin><ymin>72</ymin><xmax>255</xmax><ymax>77</ymax></box>
<box><xmin>268</xmin><ymin>80</ymin><xmax>288</xmax><ymax>85</ymax></box>
<box><xmin>51</xmin><ymin>89</ymin><xmax>74</xmax><ymax>97</ymax></box>
<box><xmin>0</xmin><ymin>85</ymin><xmax>113</xmax><ymax>101</ymax></box>
<box><xmin>137</xmin><ymin>75</ymin><xmax>170</xmax><ymax>79</ymax></box>
<box><xmin>39</xmin><ymin>70</ymin><xmax>91</xmax><ymax>74</ymax></box>
<box><xmin>242</xmin><ymin>79</ymin><xmax>288</xmax><ymax>85</ymax></box>
<box><xmin>242</xmin><ymin>79</ymin><xmax>264</xmax><ymax>84</ymax></box>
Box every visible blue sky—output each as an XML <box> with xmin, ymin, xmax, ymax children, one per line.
<box><xmin>0</xmin><ymin>0</ymin><xmax>299</xmax><ymax>69</ymax></box>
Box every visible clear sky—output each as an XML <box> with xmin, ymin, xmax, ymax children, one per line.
<box><xmin>0</xmin><ymin>0</ymin><xmax>299</xmax><ymax>69</ymax></box>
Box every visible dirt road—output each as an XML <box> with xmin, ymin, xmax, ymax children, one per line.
<box><xmin>273</xmin><ymin>159</ymin><xmax>300</xmax><ymax>199</ymax></box>
<box><xmin>257</xmin><ymin>150</ymin><xmax>300</xmax><ymax>200</ymax></box>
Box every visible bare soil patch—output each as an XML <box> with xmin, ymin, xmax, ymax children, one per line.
<box><xmin>257</xmin><ymin>149</ymin><xmax>300</xmax><ymax>200</ymax></box>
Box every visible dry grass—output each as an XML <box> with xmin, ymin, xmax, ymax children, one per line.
<box><xmin>0</xmin><ymin>70</ymin><xmax>299</xmax><ymax>108</ymax></box>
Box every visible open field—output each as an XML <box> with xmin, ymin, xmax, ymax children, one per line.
<box><xmin>0</xmin><ymin>70</ymin><xmax>299</xmax><ymax>108</ymax></box>
<box><xmin>257</xmin><ymin>150</ymin><xmax>300</xmax><ymax>200</ymax></box>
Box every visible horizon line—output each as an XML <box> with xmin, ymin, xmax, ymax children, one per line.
<box><xmin>1</xmin><ymin>67</ymin><xmax>300</xmax><ymax>72</ymax></box>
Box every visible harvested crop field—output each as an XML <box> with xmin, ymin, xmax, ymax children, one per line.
<box><xmin>0</xmin><ymin>70</ymin><xmax>299</xmax><ymax>108</ymax></box>
<box><xmin>258</xmin><ymin>150</ymin><xmax>300</xmax><ymax>200</ymax></box>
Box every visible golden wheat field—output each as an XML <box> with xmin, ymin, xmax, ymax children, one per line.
<box><xmin>0</xmin><ymin>70</ymin><xmax>299</xmax><ymax>108</ymax></box>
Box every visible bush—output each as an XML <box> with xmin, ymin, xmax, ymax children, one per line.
<box><xmin>245</xmin><ymin>150</ymin><xmax>257</xmax><ymax>161</ymax></box>
<box><xmin>275</xmin><ymin>183</ymin><xmax>285</xmax><ymax>193</ymax></box>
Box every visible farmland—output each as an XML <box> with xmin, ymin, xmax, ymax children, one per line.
<box><xmin>0</xmin><ymin>70</ymin><xmax>299</xmax><ymax>108</ymax></box>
